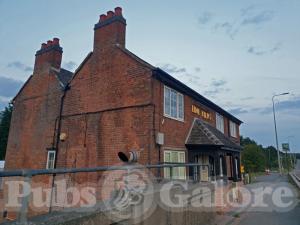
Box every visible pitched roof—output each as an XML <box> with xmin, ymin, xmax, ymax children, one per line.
<box><xmin>50</xmin><ymin>67</ymin><xmax>73</xmax><ymax>88</ymax></box>
<box><xmin>115</xmin><ymin>45</ymin><xmax>242</xmax><ymax>124</ymax></box>
<box><xmin>186</xmin><ymin>118</ymin><xmax>242</xmax><ymax>150</ymax></box>
<box><xmin>12</xmin><ymin>75</ymin><xmax>33</xmax><ymax>102</ymax></box>
<box><xmin>153</xmin><ymin>68</ymin><xmax>242</xmax><ymax>124</ymax></box>
<box><xmin>57</xmin><ymin>68</ymin><xmax>73</xmax><ymax>87</ymax></box>
<box><xmin>68</xmin><ymin>52</ymin><xmax>93</xmax><ymax>84</ymax></box>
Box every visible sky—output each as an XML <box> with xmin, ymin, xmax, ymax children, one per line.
<box><xmin>0</xmin><ymin>0</ymin><xmax>299</xmax><ymax>152</ymax></box>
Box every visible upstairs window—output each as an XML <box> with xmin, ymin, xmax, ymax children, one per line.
<box><xmin>216</xmin><ymin>113</ymin><xmax>224</xmax><ymax>133</ymax></box>
<box><xmin>46</xmin><ymin>151</ymin><xmax>56</xmax><ymax>169</ymax></box>
<box><xmin>164</xmin><ymin>86</ymin><xmax>184</xmax><ymax>121</ymax></box>
<box><xmin>230</xmin><ymin>121</ymin><xmax>237</xmax><ymax>138</ymax></box>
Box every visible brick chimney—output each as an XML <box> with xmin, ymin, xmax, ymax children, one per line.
<box><xmin>93</xmin><ymin>7</ymin><xmax>126</xmax><ymax>52</ymax></box>
<box><xmin>34</xmin><ymin>38</ymin><xmax>63</xmax><ymax>73</ymax></box>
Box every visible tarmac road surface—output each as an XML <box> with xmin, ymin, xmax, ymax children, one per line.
<box><xmin>235</xmin><ymin>162</ymin><xmax>300</xmax><ymax>225</ymax></box>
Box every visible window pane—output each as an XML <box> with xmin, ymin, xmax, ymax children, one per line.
<box><xmin>178</xmin><ymin>152</ymin><xmax>185</xmax><ymax>179</ymax></box>
<box><xmin>49</xmin><ymin>153</ymin><xmax>54</xmax><ymax>160</ymax></box>
<box><xmin>165</xmin><ymin>152</ymin><xmax>171</xmax><ymax>162</ymax></box>
<box><xmin>171</xmin><ymin>151</ymin><xmax>178</xmax><ymax>162</ymax></box>
<box><xmin>171</xmin><ymin>90</ymin><xmax>177</xmax><ymax>118</ymax></box>
<box><xmin>178</xmin><ymin>94</ymin><xmax>184</xmax><ymax>119</ymax></box>
<box><xmin>216</xmin><ymin>113</ymin><xmax>224</xmax><ymax>133</ymax></box>
<box><xmin>164</xmin><ymin>87</ymin><xmax>171</xmax><ymax>116</ymax></box>
<box><xmin>47</xmin><ymin>151</ymin><xmax>56</xmax><ymax>169</ymax></box>
<box><xmin>178</xmin><ymin>152</ymin><xmax>185</xmax><ymax>162</ymax></box>
<box><xmin>230</xmin><ymin>121</ymin><xmax>236</xmax><ymax>137</ymax></box>
<box><xmin>164</xmin><ymin>152</ymin><xmax>171</xmax><ymax>179</ymax></box>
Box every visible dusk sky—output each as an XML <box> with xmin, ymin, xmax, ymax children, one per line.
<box><xmin>0</xmin><ymin>0</ymin><xmax>299</xmax><ymax>152</ymax></box>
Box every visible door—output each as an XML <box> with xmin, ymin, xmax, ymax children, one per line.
<box><xmin>196</xmin><ymin>154</ymin><xmax>209</xmax><ymax>182</ymax></box>
<box><xmin>226</xmin><ymin>155</ymin><xmax>233</xmax><ymax>178</ymax></box>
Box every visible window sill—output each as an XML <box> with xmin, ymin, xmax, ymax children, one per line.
<box><xmin>163</xmin><ymin>114</ymin><xmax>185</xmax><ymax>123</ymax></box>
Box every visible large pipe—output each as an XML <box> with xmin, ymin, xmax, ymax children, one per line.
<box><xmin>118</xmin><ymin>151</ymin><xmax>139</xmax><ymax>163</ymax></box>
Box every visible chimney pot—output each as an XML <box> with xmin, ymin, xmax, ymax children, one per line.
<box><xmin>107</xmin><ymin>11</ymin><xmax>114</xmax><ymax>18</ymax></box>
<box><xmin>41</xmin><ymin>43</ymin><xmax>47</xmax><ymax>49</ymax></box>
<box><xmin>47</xmin><ymin>40</ymin><xmax>53</xmax><ymax>47</ymax></box>
<box><xmin>53</xmin><ymin>38</ymin><xmax>60</xmax><ymax>45</ymax></box>
<box><xmin>100</xmin><ymin>14</ymin><xmax>107</xmax><ymax>22</ymax></box>
<box><xmin>114</xmin><ymin>7</ymin><xmax>122</xmax><ymax>16</ymax></box>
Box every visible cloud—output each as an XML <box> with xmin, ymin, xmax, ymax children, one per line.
<box><xmin>247</xmin><ymin>43</ymin><xmax>282</xmax><ymax>56</ymax></box>
<box><xmin>202</xmin><ymin>79</ymin><xmax>230</xmax><ymax>97</ymax></box>
<box><xmin>0</xmin><ymin>76</ymin><xmax>24</xmax><ymax>97</ymax></box>
<box><xmin>63</xmin><ymin>61</ymin><xmax>77</xmax><ymax>71</ymax></box>
<box><xmin>238</xmin><ymin>97</ymin><xmax>300</xmax><ymax>115</ymax></box>
<box><xmin>240</xmin><ymin>96</ymin><xmax>254</xmax><ymax>101</ymax></box>
<box><xmin>213</xmin><ymin>22</ymin><xmax>235</xmax><ymax>36</ymax></box>
<box><xmin>241</xmin><ymin>10</ymin><xmax>274</xmax><ymax>26</ymax></box>
<box><xmin>203</xmin><ymin>87</ymin><xmax>231</xmax><ymax>98</ymax></box>
<box><xmin>204</xmin><ymin>5</ymin><xmax>275</xmax><ymax>39</ymax></box>
<box><xmin>194</xmin><ymin>67</ymin><xmax>201</xmax><ymax>73</ymax></box>
<box><xmin>0</xmin><ymin>96</ymin><xmax>12</xmax><ymax>110</ymax></box>
<box><xmin>158</xmin><ymin>63</ymin><xmax>187</xmax><ymax>74</ymax></box>
<box><xmin>211</xmin><ymin>79</ymin><xmax>227</xmax><ymax>87</ymax></box>
<box><xmin>259</xmin><ymin>98</ymin><xmax>300</xmax><ymax>114</ymax></box>
<box><xmin>7</xmin><ymin>61</ymin><xmax>33</xmax><ymax>72</ymax></box>
<box><xmin>198</xmin><ymin>12</ymin><xmax>213</xmax><ymax>25</ymax></box>
<box><xmin>260</xmin><ymin>76</ymin><xmax>286</xmax><ymax>81</ymax></box>
<box><xmin>228</xmin><ymin>108</ymin><xmax>249</xmax><ymax>115</ymax></box>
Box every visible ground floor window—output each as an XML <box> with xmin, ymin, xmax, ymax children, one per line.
<box><xmin>46</xmin><ymin>151</ymin><xmax>56</xmax><ymax>169</ymax></box>
<box><xmin>164</xmin><ymin>150</ymin><xmax>186</xmax><ymax>180</ymax></box>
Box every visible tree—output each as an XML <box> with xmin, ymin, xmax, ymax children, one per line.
<box><xmin>242</xmin><ymin>144</ymin><xmax>266</xmax><ymax>173</ymax></box>
<box><xmin>0</xmin><ymin>104</ymin><xmax>13</xmax><ymax>160</ymax></box>
<box><xmin>240</xmin><ymin>136</ymin><xmax>257</xmax><ymax>146</ymax></box>
<box><xmin>263</xmin><ymin>146</ymin><xmax>278</xmax><ymax>169</ymax></box>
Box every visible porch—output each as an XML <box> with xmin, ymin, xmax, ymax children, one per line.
<box><xmin>186</xmin><ymin>118</ymin><xmax>242</xmax><ymax>182</ymax></box>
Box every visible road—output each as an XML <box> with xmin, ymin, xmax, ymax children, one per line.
<box><xmin>235</xmin><ymin>161</ymin><xmax>300</xmax><ymax>225</ymax></box>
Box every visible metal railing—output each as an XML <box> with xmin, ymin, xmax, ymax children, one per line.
<box><xmin>0</xmin><ymin>163</ymin><xmax>210</xmax><ymax>225</ymax></box>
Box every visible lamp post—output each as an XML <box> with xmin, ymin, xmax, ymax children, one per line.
<box><xmin>272</xmin><ymin>92</ymin><xmax>289</xmax><ymax>174</ymax></box>
<box><xmin>287</xmin><ymin>135</ymin><xmax>295</xmax><ymax>168</ymax></box>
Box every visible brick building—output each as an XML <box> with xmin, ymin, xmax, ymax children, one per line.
<box><xmin>5</xmin><ymin>7</ymin><xmax>242</xmax><ymax>185</ymax></box>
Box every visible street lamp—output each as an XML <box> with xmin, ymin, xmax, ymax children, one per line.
<box><xmin>272</xmin><ymin>92</ymin><xmax>289</xmax><ymax>174</ymax></box>
<box><xmin>287</xmin><ymin>135</ymin><xmax>295</xmax><ymax>167</ymax></box>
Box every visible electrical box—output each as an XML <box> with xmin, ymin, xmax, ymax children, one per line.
<box><xmin>156</xmin><ymin>132</ymin><xmax>164</xmax><ymax>145</ymax></box>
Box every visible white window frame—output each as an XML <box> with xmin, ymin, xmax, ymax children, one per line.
<box><xmin>164</xmin><ymin>150</ymin><xmax>186</xmax><ymax>180</ymax></box>
<box><xmin>46</xmin><ymin>151</ymin><xmax>56</xmax><ymax>169</ymax></box>
<box><xmin>164</xmin><ymin>86</ymin><xmax>184</xmax><ymax>121</ymax></box>
<box><xmin>216</xmin><ymin>113</ymin><xmax>224</xmax><ymax>133</ymax></box>
<box><xmin>229</xmin><ymin>121</ymin><xmax>237</xmax><ymax>138</ymax></box>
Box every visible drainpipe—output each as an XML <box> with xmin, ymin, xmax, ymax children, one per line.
<box><xmin>49</xmin><ymin>83</ymin><xmax>69</xmax><ymax>212</ymax></box>
<box><xmin>53</xmin><ymin>84</ymin><xmax>69</xmax><ymax>168</ymax></box>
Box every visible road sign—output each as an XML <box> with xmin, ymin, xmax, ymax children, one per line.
<box><xmin>282</xmin><ymin>143</ymin><xmax>290</xmax><ymax>152</ymax></box>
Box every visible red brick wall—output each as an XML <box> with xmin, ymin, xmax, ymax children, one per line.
<box><xmin>151</xmin><ymin>79</ymin><xmax>241</xmax><ymax>161</ymax></box>
<box><xmin>56</xmin><ymin>44</ymin><xmax>155</xmax><ymax>172</ymax></box>
<box><xmin>5</xmin><ymin>57</ymin><xmax>63</xmax><ymax>170</ymax></box>
<box><xmin>3</xmin><ymin>44</ymin><xmax>64</xmax><ymax>219</ymax></box>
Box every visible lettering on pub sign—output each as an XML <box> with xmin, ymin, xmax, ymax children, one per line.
<box><xmin>192</xmin><ymin>105</ymin><xmax>212</xmax><ymax>121</ymax></box>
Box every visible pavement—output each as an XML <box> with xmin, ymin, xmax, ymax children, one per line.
<box><xmin>214</xmin><ymin>161</ymin><xmax>300</xmax><ymax>225</ymax></box>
